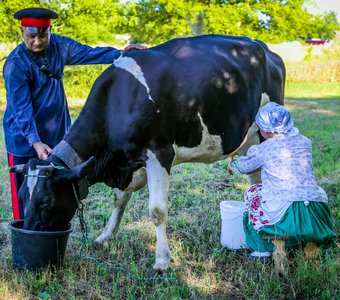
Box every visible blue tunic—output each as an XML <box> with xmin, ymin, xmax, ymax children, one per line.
<box><xmin>3</xmin><ymin>34</ymin><xmax>121</xmax><ymax>157</ymax></box>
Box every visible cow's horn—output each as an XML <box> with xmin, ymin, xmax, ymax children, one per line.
<box><xmin>36</xmin><ymin>165</ymin><xmax>56</xmax><ymax>174</ymax></box>
<box><xmin>9</xmin><ymin>164</ymin><xmax>25</xmax><ymax>173</ymax></box>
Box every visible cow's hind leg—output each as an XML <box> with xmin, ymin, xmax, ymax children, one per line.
<box><xmin>230</xmin><ymin>122</ymin><xmax>262</xmax><ymax>184</ymax></box>
<box><xmin>146</xmin><ymin>150</ymin><xmax>172</xmax><ymax>273</ymax></box>
<box><xmin>94</xmin><ymin>188</ymin><xmax>131</xmax><ymax>248</ymax></box>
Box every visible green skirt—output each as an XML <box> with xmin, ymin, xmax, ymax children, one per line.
<box><xmin>243</xmin><ymin>201</ymin><xmax>337</xmax><ymax>252</ymax></box>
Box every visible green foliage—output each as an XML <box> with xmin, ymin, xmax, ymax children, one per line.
<box><xmin>119</xmin><ymin>0</ymin><xmax>339</xmax><ymax>44</ymax></box>
<box><xmin>0</xmin><ymin>0</ymin><xmax>125</xmax><ymax>44</ymax></box>
<box><xmin>0</xmin><ymin>0</ymin><xmax>42</xmax><ymax>43</ymax></box>
<box><xmin>117</xmin><ymin>0</ymin><xmax>196</xmax><ymax>44</ymax></box>
<box><xmin>0</xmin><ymin>0</ymin><xmax>338</xmax><ymax>45</ymax></box>
<box><xmin>50</xmin><ymin>0</ymin><xmax>123</xmax><ymax>44</ymax></box>
<box><xmin>314</xmin><ymin>11</ymin><xmax>340</xmax><ymax>40</ymax></box>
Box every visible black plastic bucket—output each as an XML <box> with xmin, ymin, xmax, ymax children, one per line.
<box><xmin>10</xmin><ymin>220</ymin><xmax>72</xmax><ymax>270</ymax></box>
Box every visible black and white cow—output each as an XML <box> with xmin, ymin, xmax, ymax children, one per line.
<box><xmin>11</xmin><ymin>35</ymin><xmax>285</xmax><ymax>272</ymax></box>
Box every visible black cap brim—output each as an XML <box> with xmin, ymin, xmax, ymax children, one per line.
<box><xmin>14</xmin><ymin>7</ymin><xmax>58</xmax><ymax>20</ymax></box>
<box><xmin>25</xmin><ymin>27</ymin><xmax>50</xmax><ymax>34</ymax></box>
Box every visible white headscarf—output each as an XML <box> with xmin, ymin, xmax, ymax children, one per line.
<box><xmin>255</xmin><ymin>102</ymin><xmax>299</xmax><ymax>136</ymax></box>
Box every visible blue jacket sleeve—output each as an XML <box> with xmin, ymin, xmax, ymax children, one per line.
<box><xmin>60</xmin><ymin>36</ymin><xmax>121</xmax><ymax>65</ymax></box>
<box><xmin>3</xmin><ymin>58</ymin><xmax>40</xmax><ymax>146</ymax></box>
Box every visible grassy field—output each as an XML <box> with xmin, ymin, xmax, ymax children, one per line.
<box><xmin>0</xmin><ymin>86</ymin><xmax>339</xmax><ymax>299</ymax></box>
<box><xmin>0</xmin><ymin>42</ymin><xmax>339</xmax><ymax>299</ymax></box>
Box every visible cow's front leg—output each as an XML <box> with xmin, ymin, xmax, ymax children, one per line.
<box><xmin>146</xmin><ymin>150</ymin><xmax>171</xmax><ymax>273</ymax></box>
<box><xmin>94</xmin><ymin>188</ymin><xmax>131</xmax><ymax>248</ymax></box>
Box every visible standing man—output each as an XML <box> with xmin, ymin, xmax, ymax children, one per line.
<box><xmin>3</xmin><ymin>7</ymin><xmax>146</xmax><ymax>220</ymax></box>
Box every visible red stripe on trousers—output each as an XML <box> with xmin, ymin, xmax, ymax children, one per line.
<box><xmin>8</xmin><ymin>154</ymin><xmax>21</xmax><ymax>220</ymax></box>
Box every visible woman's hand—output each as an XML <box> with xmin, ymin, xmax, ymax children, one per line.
<box><xmin>227</xmin><ymin>162</ymin><xmax>234</xmax><ymax>175</ymax></box>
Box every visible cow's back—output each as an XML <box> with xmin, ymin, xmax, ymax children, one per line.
<box><xmin>132</xmin><ymin>34</ymin><xmax>284</xmax><ymax>103</ymax></box>
<box><xmin>68</xmin><ymin>35</ymin><xmax>285</xmax><ymax>180</ymax></box>
<box><xmin>118</xmin><ymin>35</ymin><xmax>285</xmax><ymax>153</ymax></box>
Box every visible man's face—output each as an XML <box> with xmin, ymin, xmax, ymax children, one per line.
<box><xmin>21</xmin><ymin>27</ymin><xmax>50</xmax><ymax>52</ymax></box>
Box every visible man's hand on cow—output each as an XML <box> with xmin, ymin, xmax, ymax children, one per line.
<box><xmin>121</xmin><ymin>44</ymin><xmax>147</xmax><ymax>54</ymax></box>
<box><xmin>33</xmin><ymin>141</ymin><xmax>52</xmax><ymax>160</ymax></box>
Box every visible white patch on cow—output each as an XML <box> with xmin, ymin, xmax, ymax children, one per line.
<box><xmin>114</xmin><ymin>56</ymin><xmax>154</xmax><ymax>102</ymax></box>
<box><xmin>146</xmin><ymin>150</ymin><xmax>169</xmax><ymax>209</ymax></box>
<box><xmin>188</xmin><ymin>98</ymin><xmax>195</xmax><ymax>107</ymax></box>
<box><xmin>173</xmin><ymin>93</ymin><xmax>269</xmax><ymax>166</ymax></box>
<box><xmin>260</xmin><ymin>92</ymin><xmax>270</xmax><ymax>107</ymax></box>
<box><xmin>213</xmin><ymin>71</ymin><xmax>239</xmax><ymax>94</ymax></box>
<box><xmin>94</xmin><ymin>188</ymin><xmax>131</xmax><ymax>246</ymax></box>
<box><xmin>124</xmin><ymin>167</ymin><xmax>147</xmax><ymax>193</ymax></box>
<box><xmin>95</xmin><ymin>206</ymin><xmax>120</xmax><ymax>246</ymax></box>
<box><xmin>27</xmin><ymin>167</ymin><xmax>39</xmax><ymax>200</ymax></box>
<box><xmin>250</xmin><ymin>55</ymin><xmax>259</xmax><ymax>66</ymax></box>
<box><xmin>174</xmin><ymin>46</ymin><xmax>194</xmax><ymax>58</ymax></box>
<box><xmin>222</xmin><ymin>72</ymin><xmax>239</xmax><ymax>93</ymax></box>
<box><xmin>172</xmin><ymin>113</ymin><xmax>226</xmax><ymax>166</ymax></box>
<box><xmin>153</xmin><ymin>223</ymin><xmax>171</xmax><ymax>271</ymax></box>
<box><xmin>240</xmin><ymin>48</ymin><xmax>251</xmax><ymax>56</ymax></box>
<box><xmin>146</xmin><ymin>149</ymin><xmax>171</xmax><ymax>271</ymax></box>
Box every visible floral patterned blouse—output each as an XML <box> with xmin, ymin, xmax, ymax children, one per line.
<box><xmin>229</xmin><ymin>132</ymin><xmax>328</xmax><ymax>229</ymax></box>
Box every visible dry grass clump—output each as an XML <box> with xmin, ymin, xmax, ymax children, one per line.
<box><xmin>286</xmin><ymin>60</ymin><xmax>340</xmax><ymax>83</ymax></box>
<box><xmin>270</xmin><ymin>41</ymin><xmax>340</xmax><ymax>83</ymax></box>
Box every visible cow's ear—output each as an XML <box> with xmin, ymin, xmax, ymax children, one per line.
<box><xmin>10</xmin><ymin>164</ymin><xmax>26</xmax><ymax>173</ymax></box>
<box><xmin>62</xmin><ymin>156</ymin><xmax>95</xmax><ymax>181</ymax></box>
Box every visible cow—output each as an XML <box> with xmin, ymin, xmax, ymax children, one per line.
<box><xmin>10</xmin><ymin>34</ymin><xmax>285</xmax><ymax>273</ymax></box>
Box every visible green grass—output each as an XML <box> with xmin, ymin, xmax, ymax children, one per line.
<box><xmin>285</xmin><ymin>82</ymin><xmax>340</xmax><ymax>99</ymax></box>
<box><xmin>0</xmin><ymin>83</ymin><xmax>339</xmax><ymax>299</ymax></box>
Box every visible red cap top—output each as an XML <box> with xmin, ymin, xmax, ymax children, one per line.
<box><xmin>20</xmin><ymin>17</ymin><xmax>51</xmax><ymax>27</ymax></box>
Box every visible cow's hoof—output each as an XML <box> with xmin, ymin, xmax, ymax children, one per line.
<box><xmin>93</xmin><ymin>239</ymin><xmax>109</xmax><ymax>249</ymax></box>
<box><xmin>149</xmin><ymin>268</ymin><xmax>167</xmax><ymax>278</ymax></box>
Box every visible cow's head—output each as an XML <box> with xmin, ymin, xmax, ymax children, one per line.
<box><xmin>10</xmin><ymin>156</ymin><xmax>95</xmax><ymax>231</ymax></box>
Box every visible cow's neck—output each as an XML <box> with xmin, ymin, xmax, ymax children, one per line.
<box><xmin>51</xmin><ymin>140</ymin><xmax>83</xmax><ymax>167</ymax></box>
<box><xmin>63</xmin><ymin>101</ymin><xmax>107</xmax><ymax>162</ymax></box>
<box><xmin>51</xmin><ymin>140</ymin><xmax>90</xmax><ymax>199</ymax></box>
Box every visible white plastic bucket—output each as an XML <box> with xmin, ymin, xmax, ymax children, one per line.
<box><xmin>220</xmin><ymin>201</ymin><xmax>248</xmax><ymax>249</ymax></box>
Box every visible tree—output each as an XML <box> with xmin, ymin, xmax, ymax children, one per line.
<box><xmin>50</xmin><ymin>0</ymin><xmax>123</xmax><ymax>44</ymax></box>
<box><xmin>312</xmin><ymin>11</ymin><xmax>339</xmax><ymax>40</ymax></box>
<box><xmin>0</xmin><ymin>0</ymin><xmax>338</xmax><ymax>44</ymax></box>
<box><xmin>0</xmin><ymin>0</ymin><xmax>124</xmax><ymax>44</ymax></box>
<box><xmin>117</xmin><ymin>0</ymin><xmax>201</xmax><ymax>44</ymax></box>
<box><xmin>119</xmin><ymin>0</ymin><xmax>339</xmax><ymax>44</ymax></box>
<box><xmin>0</xmin><ymin>0</ymin><xmax>41</xmax><ymax>42</ymax></box>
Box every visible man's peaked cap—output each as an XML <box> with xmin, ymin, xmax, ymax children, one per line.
<box><xmin>14</xmin><ymin>8</ymin><xmax>58</xmax><ymax>20</ymax></box>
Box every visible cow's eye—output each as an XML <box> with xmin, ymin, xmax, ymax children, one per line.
<box><xmin>39</xmin><ymin>196</ymin><xmax>50</xmax><ymax>209</ymax></box>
